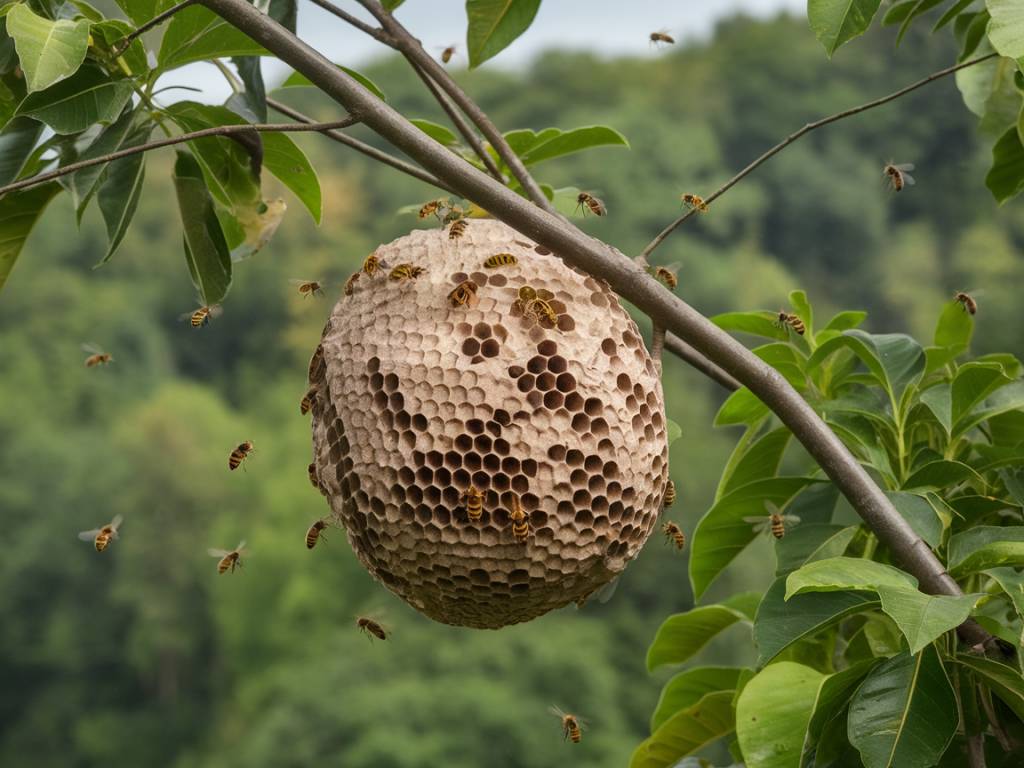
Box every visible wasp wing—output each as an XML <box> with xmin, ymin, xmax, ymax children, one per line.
<box><xmin>78</xmin><ymin>528</ymin><xmax>102</xmax><ymax>540</ymax></box>
<box><xmin>81</xmin><ymin>342</ymin><xmax>104</xmax><ymax>354</ymax></box>
<box><xmin>208</xmin><ymin>548</ymin><xmax>230</xmax><ymax>558</ymax></box>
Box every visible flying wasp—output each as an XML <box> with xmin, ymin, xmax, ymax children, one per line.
<box><xmin>663</xmin><ymin>479</ymin><xmax>676</xmax><ymax>508</ymax></box>
<box><xmin>883</xmin><ymin>162</ymin><xmax>915</xmax><ymax>192</ymax></box>
<box><xmin>954</xmin><ymin>291</ymin><xmax>978</xmax><ymax>315</ymax></box>
<box><xmin>181</xmin><ymin>304</ymin><xmax>223</xmax><ymax>329</ymax></box>
<box><xmin>209</xmin><ymin>541</ymin><xmax>246</xmax><ymax>574</ymax></box>
<box><xmin>744</xmin><ymin>504</ymin><xmax>800</xmax><ymax>540</ymax></box>
<box><xmin>82</xmin><ymin>343</ymin><xmax>113</xmax><ymax>367</ymax></box>
<box><xmin>439</xmin><ymin>44</ymin><xmax>457</xmax><ymax>63</ymax></box>
<box><xmin>662</xmin><ymin>521</ymin><xmax>685</xmax><ymax>550</ymax></box>
<box><xmin>229</xmin><ymin>440</ymin><xmax>255</xmax><ymax>471</ymax></box>
<box><xmin>290</xmin><ymin>279</ymin><xmax>323</xmax><ymax>298</ymax></box>
<box><xmin>461</xmin><ymin>485</ymin><xmax>483</xmax><ymax>522</ymax></box>
<box><xmin>483</xmin><ymin>253</ymin><xmax>518</xmax><ymax>268</ymax></box>
<box><xmin>418</xmin><ymin>198</ymin><xmax>449</xmax><ymax>219</ymax></box>
<box><xmin>549</xmin><ymin>707</ymin><xmax>586</xmax><ymax>744</ymax></box>
<box><xmin>681</xmin><ymin>193</ymin><xmax>708</xmax><ymax>213</ymax></box>
<box><xmin>78</xmin><ymin>515</ymin><xmax>123</xmax><ymax>552</ymax></box>
<box><xmin>448</xmin><ymin>280</ymin><xmax>479</xmax><ymax>309</ymax></box>
<box><xmin>649</xmin><ymin>30</ymin><xmax>675</xmax><ymax>46</ymax></box>
<box><xmin>356</xmin><ymin>616</ymin><xmax>389</xmax><ymax>641</ymax></box>
<box><xmin>305</xmin><ymin>519</ymin><xmax>327</xmax><ymax>549</ymax></box>
<box><xmin>448</xmin><ymin>218</ymin><xmax>468</xmax><ymax>239</ymax></box>
<box><xmin>389</xmin><ymin>263</ymin><xmax>425</xmax><ymax>281</ymax></box>
<box><xmin>510</xmin><ymin>496</ymin><xmax>530</xmax><ymax>543</ymax></box>
<box><xmin>651</xmin><ymin>263</ymin><xmax>680</xmax><ymax>290</ymax></box>
<box><xmin>776</xmin><ymin>311</ymin><xmax>805</xmax><ymax>336</ymax></box>
<box><xmin>576</xmin><ymin>192</ymin><xmax>606</xmax><ymax>217</ymax></box>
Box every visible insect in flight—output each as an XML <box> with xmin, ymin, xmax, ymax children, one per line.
<box><xmin>680</xmin><ymin>193</ymin><xmax>708</xmax><ymax>213</ymax></box>
<box><xmin>663</xmin><ymin>479</ymin><xmax>676</xmax><ymax>508</ymax></box>
<box><xmin>305</xmin><ymin>519</ymin><xmax>327</xmax><ymax>549</ymax></box>
<box><xmin>418</xmin><ymin>198</ymin><xmax>449</xmax><ymax>219</ymax></box>
<box><xmin>954</xmin><ymin>291</ymin><xmax>977</xmax><ymax>315</ymax></box>
<box><xmin>510</xmin><ymin>495</ymin><xmax>530</xmax><ymax>543</ymax></box>
<box><xmin>662</xmin><ymin>521</ymin><xmax>685</xmax><ymax>550</ymax></box>
<box><xmin>209</xmin><ymin>541</ymin><xmax>246</xmax><ymax>574</ymax></box>
<box><xmin>776</xmin><ymin>311</ymin><xmax>805</xmax><ymax>336</ymax></box>
<box><xmin>649</xmin><ymin>30</ymin><xmax>675</xmax><ymax>46</ymax></box>
<box><xmin>362</xmin><ymin>253</ymin><xmax>382</xmax><ymax>277</ymax></box>
<box><xmin>180</xmin><ymin>304</ymin><xmax>223</xmax><ymax>328</ymax></box>
<box><xmin>389</xmin><ymin>263</ymin><xmax>425</xmax><ymax>281</ymax></box>
<box><xmin>300</xmin><ymin>385</ymin><xmax>318</xmax><ymax>415</ymax></box>
<box><xmin>356</xmin><ymin>616</ymin><xmax>388</xmax><ymax>641</ymax></box>
<box><xmin>651</xmin><ymin>263</ymin><xmax>680</xmax><ymax>290</ymax></box>
<box><xmin>576</xmin><ymin>192</ymin><xmax>606</xmax><ymax>217</ymax></box>
<box><xmin>439</xmin><ymin>44</ymin><xmax>457</xmax><ymax>63</ymax></box>
<box><xmin>483</xmin><ymin>253</ymin><xmax>518</xmax><ymax>268</ymax></box>
<box><xmin>229</xmin><ymin>440</ymin><xmax>255</xmax><ymax>471</ymax></box>
<box><xmin>744</xmin><ymin>505</ymin><xmax>800</xmax><ymax>539</ymax></box>
<box><xmin>883</xmin><ymin>162</ymin><xmax>915</xmax><ymax>192</ymax></box>
<box><xmin>549</xmin><ymin>706</ymin><xmax>586</xmax><ymax>744</ymax></box>
<box><xmin>290</xmin><ymin>279</ymin><xmax>323</xmax><ymax>298</ymax></box>
<box><xmin>448</xmin><ymin>280</ymin><xmax>479</xmax><ymax>309</ymax></box>
<box><xmin>448</xmin><ymin>218</ymin><xmax>468</xmax><ymax>239</ymax></box>
<box><xmin>82</xmin><ymin>343</ymin><xmax>113</xmax><ymax>367</ymax></box>
<box><xmin>461</xmin><ymin>485</ymin><xmax>483</xmax><ymax>522</ymax></box>
<box><xmin>78</xmin><ymin>515</ymin><xmax>124</xmax><ymax>552</ymax></box>
<box><xmin>344</xmin><ymin>271</ymin><xmax>360</xmax><ymax>296</ymax></box>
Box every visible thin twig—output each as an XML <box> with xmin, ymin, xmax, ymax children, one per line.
<box><xmin>0</xmin><ymin>117</ymin><xmax>360</xmax><ymax>197</ymax></box>
<box><xmin>267</xmin><ymin>98</ymin><xmax>457</xmax><ymax>193</ymax></box>
<box><xmin>353</xmin><ymin>0</ymin><xmax>556</xmax><ymax>214</ymax></box>
<box><xmin>638</xmin><ymin>51</ymin><xmax>999</xmax><ymax>261</ymax></box>
<box><xmin>113</xmin><ymin>0</ymin><xmax>198</xmax><ymax>57</ymax></box>
<box><xmin>306</xmin><ymin>0</ymin><xmax>389</xmax><ymax>42</ymax></box>
<box><xmin>663</xmin><ymin>332</ymin><xmax>741</xmax><ymax>391</ymax></box>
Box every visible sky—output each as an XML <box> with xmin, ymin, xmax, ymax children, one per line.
<box><xmin>164</xmin><ymin>0</ymin><xmax>807</xmax><ymax>102</ymax></box>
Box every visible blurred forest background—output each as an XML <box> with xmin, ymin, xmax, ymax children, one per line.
<box><xmin>3</xmin><ymin>11</ymin><xmax>1024</xmax><ymax>767</ymax></box>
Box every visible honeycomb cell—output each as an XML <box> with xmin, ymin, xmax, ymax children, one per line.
<box><xmin>310</xmin><ymin>220</ymin><xmax>666</xmax><ymax>629</ymax></box>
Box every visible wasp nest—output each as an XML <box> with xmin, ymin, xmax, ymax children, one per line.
<box><xmin>308</xmin><ymin>219</ymin><xmax>669</xmax><ymax>629</ymax></box>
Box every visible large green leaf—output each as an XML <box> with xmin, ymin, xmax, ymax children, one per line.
<box><xmin>6</xmin><ymin>4</ymin><xmax>88</xmax><ymax>93</ymax></box>
<box><xmin>646</xmin><ymin>592</ymin><xmax>760</xmax><ymax>671</ymax></box>
<box><xmin>630</xmin><ymin>691</ymin><xmax>735</xmax><ymax>768</ymax></box>
<box><xmin>96</xmin><ymin>125</ymin><xmax>150</xmax><ymax>265</ymax></box>
<box><xmin>736</xmin><ymin>662</ymin><xmax>824</xmax><ymax>768</ymax></box>
<box><xmin>806</xmin><ymin>661</ymin><xmax>879</xmax><ymax>752</ymax></box>
<box><xmin>919</xmin><ymin>384</ymin><xmax>952</xmax><ymax>434</ymax></box>
<box><xmin>948</xmin><ymin>526</ymin><xmax>1024</xmax><ymax>576</ymax></box>
<box><xmin>954</xmin><ymin>380</ymin><xmax>1024</xmax><ymax>436</ymax></box>
<box><xmin>91</xmin><ymin>19</ymin><xmax>148</xmax><ymax>78</ymax></box>
<box><xmin>650</xmin><ymin>667</ymin><xmax>746</xmax><ymax>733</ymax></box>
<box><xmin>848</xmin><ymin>646</ymin><xmax>957</xmax><ymax>768</ymax></box>
<box><xmin>954</xmin><ymin>655</ymin><xmax>1024</xmax><ymax>722</ymax></box>
<box><xmin>902</xmin><ymin>460</ymin><xmax>984</xmax><ymax>492</ymax></box>
<box><xmin>952</xmin><ymin>362</ymin><xmax>1014</xmax><ymax>425</ymax></box>
<box><xmin>279</xmin><ymin>65</ymin><xmax>386</xmax><ymax>101</ymax></box>
<box><xmin>755</xmin><ymin>577</ymin><xmax>878</xmax><ymax>666</ymax></box>
<box><xmin>785</xmin><ymin>557</ymin><xmax>917</xmax><ymax>599</ymax></box>
<box><xmin>0</xmin><ymin>116</ymin><xmax>42</xmax><ymax>185</ymax></box>
<box><xmin>260</xmin><ymin>132</ymin><xmax>321</xmax><ymax>225</ymax></box>
<box><xmin>986</xmin><ymin>125</ymin><xmax>1024</xmax><ymax>203</ymax></box>
<box><xmin>465</xmin><ymin>0</ymin><xmax>540</xmax><ymax>68</ymax></box>
<box><xmin>16</xmin><ymin>65</ymin><xmax>133</xmax><ymax>135</ymax></box>
<box><xmin>158</xmin><ymin>5</ymin><xmax>265</xmax><ymax>70</ymax></box>
<box><xmin>875</xmin><ymin>586</ymin><xmax>978</xmax><ymax>654</ymax></box>
<box><xmin>807</xmin><ymin>0</ymin><xmax>883</xmax><ymax>56</ymax></box>
<box><xmin>988</xmin><ymin>0</ymin><xmax>1024</xmax><ymax>59</ymax></box>
<box><xmin>715</xmin><ymin>387</ymin><xmax>770</xmax><ymax>426</ymax></box>
<box><xmin>66</xmin><ymin>106</ymin><xmax>137</xmax><ymax>220</ymax></box>
<box><xmin>172</xmin><ymin>152</ymin><xmax>231</xmax><ymax>306</ymax></box>
<box><xmin>808</xmin><ymin>330</ymin><xmax>924</xmax><ymax>407</ymax></box>
<box><xmin>690</xmin><ymin>477</ymin><xmax>823</xmax><ymax>599</ymax></box>
<box><xmin>517</xmin><ymin>125</ymin><xmax>628</xmax><ymax>166</ymax></box>
<box><xmin>0</xmin><ymin>181</ymin><xmax>60</xmax><ymax>294</ymax></box>
<box><xmin>775</xmin><ymin>525</ymin><xmax>858</xmax><ymax>576</ymax></box>
<box><xmin>887</xmin><ymin>492</ymin><xmax>943</xmax><ymax>548</ymax></box>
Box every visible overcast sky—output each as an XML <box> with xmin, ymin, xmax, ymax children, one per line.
<box><xmin>166</xmin><ymin>0</ymin><xmax>807</xmax><ymax>100</ymax></box>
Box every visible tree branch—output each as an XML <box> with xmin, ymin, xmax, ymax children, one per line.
<box><xmin>664</xmin><ymin>332</ymin><xmax>741</xmax><ymax>391</ymax></box>
<box><xmin>352</xmin><ymin>0</ymin><xmax>556</xmax><ymax>214</ymax></box>
<box><xmin>0</xmin><ymin>117</ymin><xmax>360</xmax><ymax>197</ymax></box>
<box><xmin>638</xmin><ymin>51</ymin><xmax>999</xmax><ymax>261</ymax></box>
<box><xmin>266</xmin><ymin>97</ymin><xmax>457</xmax><ymax>194</ymax></box>
<box><xmin>197</xmin><ymin>0</ymin><xmax>988</xmax><ymax>646</ymax></box>
<box><xmin>305</xmin><ymin>0</ymin><xmax>389</xmax><ymax>42</ymax></box>
<box><xmin>113</xmin><ymin>0</ymin><xmax>198</xmax><ymax>57</ymax></box>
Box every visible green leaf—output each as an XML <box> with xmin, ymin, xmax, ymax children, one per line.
<box><xmin>986</xmin><ymin>125</ymin><xmax>1024</xmax><ymax>204</ymax></box>
<box><xmin>952</xmin><ymin>362</ymin><xmax>1013</xmax><ymax>425</ymax></box>
<box><xmin>785</xmin><ymin>556</ymin><xmax>917</xmax><ymax>599</ymax></box>
<box><xmin>646</xmin><ymin>592</ymin><xmax>760</xmax><ymax>671</ymax></box>
<box><xmin>806</xmin><ymin>661</ymin><xmax>879</xmax><ymax>750</ymax></box>
<box><xmin>517</xmin><ymin>125</ymin><xmax>628</xmax><ymax>165</ymax></box>
<box><xmin>714</xmin><ymin>387</ymin><xmax>769</xmax><ymax>426</ymax></box>
<box><xmin>95</xmin><ymin>125</ymin><xmax>150</xmax><ymax>265</ymax></box>
<box><xmin>849</xmin><ymin>646</ymin><xmax>957</xmax><ymax>768</ymax></box>
<box><xmin>279</xmin><ymin>64</ymin><xmax>386</xmax><ymax>101</ymax></box>
<box><xmin>91</xmin><ymin>19</ymin><xmax>148</xmax><ymax>78</ymax></box>
<box><xmin>807</xmin><ymin>0</ymin><xmax>883</xmax><ymax>56</ymax></box>
<box><xmin>954</xmin><ymin>655</ymin><xmax>1024</xmax><ymax>722</ymax></box>
<box><xmin>954</xmin><ymin>380</ymin><xmax>1024</xmax><ymax>437</ymax></box>
<box><xmin>630</xmin><ymin>691</ymin><xmax>735</xmax><ymax>768</ymax></box>
<box><xmin>6</xmin><ymin>4</ymin><xmax>88</xmax><ymax>93</ymax></box>
<box><xmin>0</xmin><ymin>116</ymin><xmax>42</xmax><ymax>185</ymax></box>
<box><xmin>788</xmin><ymin>289</ymin><xmax>814</xmax><ymax>339</ymax></box>
<box><xmin>887</xmin><ymin>492</ymin><xmax>943</xmax><ymax>548</ymax></box>
<box><xmin>933</xmin><ymin>298</ymin><xmax>973</xmax><ymax>352</ymax></box>
<box><xmin>902</xmin><ymin>460</ymin><xmax>984</xmax><ymax>492</ymax></box>
<box><xmin>807</xmin><ymin>330</ymin><xmax>924</xmax><ymax>407</ymax></box>
<box><xmin>935</xmin><ymin>0</ymin><xmax>975</xmax><ymax>30</ymax></box>
<box><xmin>822</xmin><ymin>310</ymin><xmax>867</xmax><ymax>334</ymax></box>
<box><xmin>381</xmin><ymin>0</ymin><xmax>404</xmax><ymax>9</ymax></box>
<box><xmin>0</xmin><ymin>181</ymin><xmax>60</xmax><ymax>295</ymax></box>
<box><xmin>712</xmin><ymin>310</ymin><xmax>787</xmax><ymax>341</ymax></box>
<box><xmin>988</xmin><ymin>0</ymin><xmax>1024</xmax><ymax>59</ymax></box>
<box><xmin>755</xmin><ymin>577</ymin><xmax>878</xmax><ymax>666</ymax></box>
<box><xmin>775</xmin><ymin>524</ymin><xmax>859</xmax><ymax>576</ymax></box>
<box><xmin>16</xmin><ymin>65</ymin><xmax>133</xmax><ymax>135</ymax></box>
<box><xmin>948</xmin><ymin>526</ymin><xmax>1024</xmax><ymax>576</ymax></box>
<box><xmin>261</xmin><ymin>132</ymin><xmax>321</xmax><ymax>225</ymax></box>
<box><xmin>465</xmin><ymin>0</ymin><xmax>541</xmax><ymax>68</ymax></box>
<box><xmin>229</xmin><ymin>57</ymin><xmax>267</xmax><ymax>123</ymax></box>
<box><xmin>650</xmin><ymin>667</ymin><xmax>746</xmax><ymax>733</ymax></box>
<box><xmin>114</xmin><ymin>0</ymin><xmax>175</xmax><ymax>27</ymax></box>
<box><xmin>665</xmin><ymin>418</ymin><xmax>682</xmax><ymax>447</ymax></box>
<box><xmin>158</xmin><ymin>5</ymin><xmax>265</xmax><ymax>70</ymax></box>
<box><xmin>690</xmin><ymin>477</ymin><xmax>823</xmax><ymax>599</ymax></box>
<box><xmin>173</xmin><ymin>152</ymin><xmax>231</xmax><ymax>306</ymax></box>
<box><xmin>410</xmin><ymin>118</ymin><xmax>459</xmax><ymax>146</ymax></box>
<box><xmin>894</xmin><ymin>0</ymin><xmax>948</xmax><ymax>42</ymax></box>
<box><xmin>736</xmin><ymin>662</ymin><xmax>824</xmax><ymax>768</ymax></box>
<box><xmin>66</xmin><ymin>106</ymin><xmax>137</xmax><ymax>220</ymax></box>
<box><xmin>718</xmin><ymin>427</ymin><xmax>791</xmax><ymax>499</ymax></box>
<box><xmin>876</xmin><ymin>586</ymin><xmax>978</xmax><ymax>654</ymax></box>
<box><xmin>986</xmin><ymin>567</ymin><xmax>1024</xmax><ymax>622</ymax></box>
<box><xmin>920</xmin><ymin>384</ymin><xmax>952</xmax><ymax>435</ymax></box>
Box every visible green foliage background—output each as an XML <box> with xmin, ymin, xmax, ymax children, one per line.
<box><xmin>3</xmin><ymin>12</ymin><xmax>1023</xmax><ymax>767</ymax></box>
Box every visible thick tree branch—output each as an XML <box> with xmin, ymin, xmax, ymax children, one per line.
<box><xmin>0</xmin><ymin>117</ymin><xmax>359</xmax><ymax>197</ymax></box>
<box><xmin>638</xmin><ymin>51</ymin><xmax>999</xmax><ymax>261</ymax></box>
<box><xmin>196</xmin><ymin>0</ymin><xmax>992</xmax><ymax>648</ymax></box>
<box><xmin>113</xmin><ymin>0</ymin><xmax>198</xmax><ymax>57</ymax></box>
<box><xmin>352</xmin><ymin>0</ymin><xmax>556</xmax><ymax>214</ymax></box>
<box><xmin>266</xmin><ymin>98</ymin><xmax>456</xmax><ymax>193</ymax></box>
